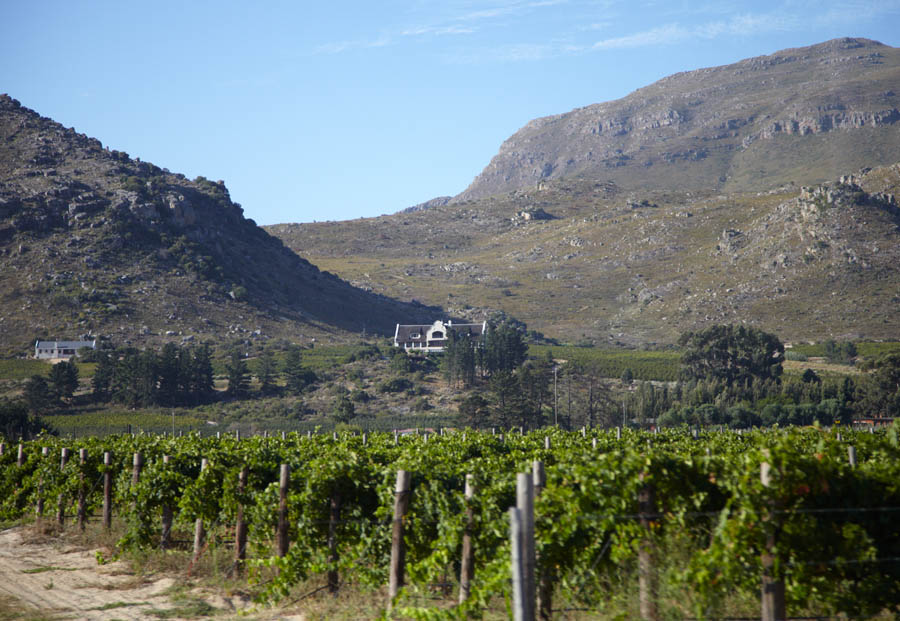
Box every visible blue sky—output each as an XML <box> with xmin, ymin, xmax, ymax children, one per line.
<box><xmin>3</xmin><ymin>1</ymin><xmax>900</xmax><ymax>224</ymax></box>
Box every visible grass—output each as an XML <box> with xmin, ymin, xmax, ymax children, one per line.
<box><xmin>0</xmin><ymin>359</ymin><xmax>96</xmax><ymax>382</ymax></box>
<box><xmin>530</xmin><ymin>344</ymin><xmax>681</xmax><ymax>381</ymax></box>
<box><xmin>89</xmin><ymin>601</ymin><xmax>148</xmax><ymax>611</ymax></box>
<box><xmin>21</xmin><ymin>566</ymin><xmax>77</xmax><ymax>574</ymax></box>
<box><xmin>43</xmin><ymin>409</ymin><xmax>207</xmax><ymax>437</ymax></box>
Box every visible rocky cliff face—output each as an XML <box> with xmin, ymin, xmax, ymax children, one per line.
<box><xmin>456</xmin><ymin>38</ymin><xmax>900</xmax><ymax>201</ymax></box>
<box><xmin>0</xmin><ymin>95</ymin><xmax>434</xmax><ymax>353</ymax></box>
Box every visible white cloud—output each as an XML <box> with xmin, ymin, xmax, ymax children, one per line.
<box><xmin>314</xmin><ymin>36</ymin><xmax>392</xmax><ymax>55</ymax></box>
<box><xmin>591</xmin><ymin>12</ymin><xmax>798</xmax><ymax>50</ymax></box>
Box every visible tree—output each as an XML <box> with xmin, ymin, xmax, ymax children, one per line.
<box><xmin>256</xmin><ymin>349</ymin><xmax>278</xmax><ymax>394</ymax></box>
<box><xmin>48</xmin><ymin>360</ymin><xmax>79</xmax><ymax>403</ymax></box>
<box><xmin>458</xmin><ymin>393</ymin><xmax>490</xmax><ymax>428</ymax></box>
<box><xmin>442</xmin><ymin>330</ymin><xmax>477</xmax><ymax>387</ymax></box>
<box><xmin>188</xmin><ymin>344</ymin><xmax>215</xmax><ymax>403</ymax></box>
<box><xmin>860</xmin><ymin>353</ymin><xmax>900</xmax><ymax>417</ymax></box>
<box><xmin>802</xmin><ymin>368</ymin><xmax>821</xmax><ymax>384</ymax></box>
<box><xmin>332</xmin><ymin>395</ymin><xmax>355</xmax><ymax>423</ymax></box>
<box><xmin>91</xmin><ymin>351</ymin><xmax>115</xmax><ymax>402</ymax></box>
<box><xmin>283</xmin><ymin>345</ymin><xmax>315</xmax><ymax>394</ymax></box>
<box><xmin>679</xmin><ymin>324</ymin><xmax>784</xmax><ymax>386</ymax></box>
<box><xmin>0</xmin><ymin>400</ymin><xmax>47</xmax><ymax>440</ymax></box>
<box><xmin>824</xmin><ymin>339</ymin><xmax>858</xmax><ymax>365</ymax></box>
<box><xmin>23</xmin><ymin>375</ymin><xmax>53</xmax><ymax>413</ymax></box>
<box><xmin>226</xmin><ymin>349</ymin><xmax>249</xmax><ymax>397</ymax></box>
<box><xmin>482</xmin><ymin>320</ymin><xmax>528</xmax><ymax>376</ymax></box>
<box><xmin>157</xmin><ymin>343</ymin><xmax>181</xmax><ymax>406</ymax></box>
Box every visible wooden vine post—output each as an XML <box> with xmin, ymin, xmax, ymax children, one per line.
<box><xmin>57</xmin><ymin>447</ymin><xmax>70</xmax><ymax>527</ymax></box>
<box><xmin>510</xmin><ymin>506</ymin><xmax>526</xmax><ymax>621</ymax></box>
<box><xmin>276</xmin><ymin>464</ymin><xmax>290</xmax><ymax>559</ymax></box>
<box><xmin>77</xmin><ymin>448</ymin><xmax>87</xmax><ymax>530</ymax></box>
<box><xmin>516</xmin><ymin>471</ymin><xmax>536</xmax><ymax>621</ymax></box>
<box><xmin>102</xmin><ymin>451</ymin><xmax>112</xmax><ymax>529</ymax></box>
<box><xmin>760</xmin><ymin>460</ymin><xmax>786</xmax><ymax>621</ymax></box>
<box><xmin>327</xmin><ymin>487</ymin><xmax>341</xmax><ymax>594</ymax></box>
<box><xmin>533</xmin><ymin>461</ymin><xmax>552</xmax><ymax>620</ymax></box>
<box><xmin>36</xmin><ymin>446</ymin><xmax>49</xmax><ymax>521</ymax></box>
<box><xmin>459</xmin><ymin>474</ymin><xmax>475</xmax><ymax>605</ymax></box>
<box><xmin>388</xmin><ymin>469</ymin><xmax>411</xmax><ymax>611</ymax></box>
<box><xmin>233</xmin><ymin>467</ymin><xmax>248</xmax><ymax>574</ymax></box>
<box><xmin>160</xmin><ymin>456</ymin><xmax>172</xmax><ymax>549</ymax></box>
<box><xmin>17</xmin><ymin>443</ymin><xmax>24</xmax><ymax>467</ymax></box>
<box><xmin>638</xmin><ymin>473</ymin><xmax>658</xmax><ymax>621</ymax></box>
<box><xmin>192</xmin><ymin>458</ymin><xmax>208</xmax><ymax>563</ymax></box>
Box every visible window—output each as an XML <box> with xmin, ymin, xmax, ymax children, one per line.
<box><xmin>410</xmin><ymin>332</ymin><xmax>420</xmax><ymax>339</ymax></box>
<box><xmin>431</xmin><ymin>331</ymin><xmax>444</xmax><ymax>339</ymax></box>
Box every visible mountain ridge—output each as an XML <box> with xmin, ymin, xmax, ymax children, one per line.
<box><xmin>0</xmin><ymin>95</ymin><xmax>435</xmax><ymax>354</ymax></box>
<box><xmin>269</xmin><ymin>38</ymin><xmax>900</xmax><ymax>345</ymax></box>
<box><xmin>455</xmin><ymin>37</ymin><xmax>900</xmax><ymax>202</ymax></box>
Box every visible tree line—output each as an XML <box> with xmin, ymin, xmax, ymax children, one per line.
<box><xmin>21</xmin><ymin>342</ymin><xmax>318</xmax><ymax>413</ymax></box>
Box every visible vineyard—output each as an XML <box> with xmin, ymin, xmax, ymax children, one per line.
<box><xmin>1</xmin><ymin>426</ymin><xmax>900</xmax><ymax>619</ymax></box>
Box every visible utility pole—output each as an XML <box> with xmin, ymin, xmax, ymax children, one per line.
<box><xmin>553</xmin><ymin>365</ymin><xmax>558</xmax><ymax>427</ymax></box>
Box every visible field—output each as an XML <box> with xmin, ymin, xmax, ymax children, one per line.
<box><xmin>2</xmin><ymin>426</ymin><xmax>899</xmax><ymax>619</ymax></box>
<box><xmin>529</xmin><ymin>345</ymin><xmax>681</xmax><ymax>381</ymax></box>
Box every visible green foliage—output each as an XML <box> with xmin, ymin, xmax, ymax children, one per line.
<box><xmin>0</xmin><ymin>359</ymin><xmax>52</xmax><ymax>381</ymax></box>
<box><xmin>23</xmin><ymin>375</ymin><xmax>53</xmax><ymax>414</ymax></box>
<box><xmin>0</xmin><ymin>400</ymin><xmax>49</xmax><ymax>440</ymax></box>
<box><xmin>282</xmin><ymin>346</ymin><xmax>316</xmax><ymax>394</ymax></box>
<box><xmin>225</xmin><ymin>349</ymin><xmax>249</xmax><ymax>397</ymax></box>
<box><xmin>528</xmin><ymin>345</ymin><xmax>681</xmax><ymax>381</ymax></box>
<box><xmin>48</xmin><ymin>360</ymin><xmax>79</xmax><ymax>403</ymax></box>
<box><xmin>680</xmin><ymin>324</ymin><xmax>784</xmax><ymax>385</ymax></box>
<box><xmin>5</xmin><ymin>427</ymin><xmax>900</xmax><ymax>618</ymax></box>
<box><xmin>332</xmin><ymin>395</ymin><xmax>355</xmax><ymax>423</ymax></box>
<box><xmin>376</xmin><ymin>377</ymin><xmax>413</xmax><ymax>394</ymax></box>
<box><xmin>823</xmin><ymin>339</ymin><xmax>858</xmax><ymax>365</ymax></box>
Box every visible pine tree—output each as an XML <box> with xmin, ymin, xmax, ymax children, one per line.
<box><xmin>283</xmin><ymin>345</ymin><xmax>314</xmax><ymax>394</ymax></box>
<box><xmin>91</xmin><ymin>350</ymin><xmax>115</xmax><ymax>402</ymax></box>
<box><xmin>226</xmin><ymin>348</ymin><xmax>249</xmax><ymax>397</ymax></box>
<box><xmin>256</xmin><ymin>349</ymin><xmax>277</xmax><ymax>394</ymax></box>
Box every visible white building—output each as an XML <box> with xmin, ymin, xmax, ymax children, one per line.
<box><xmin>34</xmin><ymin>339</ymin><xmax>96</xmax><ymax>360</ymax></box>
<box><xmin>393</xmin><ymin>320</ymin><xmax>487</xmax><ymax>353</ymax></box>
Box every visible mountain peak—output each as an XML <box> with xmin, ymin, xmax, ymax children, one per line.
<box><xmin>455</xmin><ymin>38</ymin><xmax>900</xmax><ymax>202</ymax></box>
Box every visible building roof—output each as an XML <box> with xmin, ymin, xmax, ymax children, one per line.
<box><xmin>35</xmin><ymin>340</ymin><xmax>96</xmax><ymax>349</ymax></box>
<box><xmin>394</xmin><ymin>321</ymin><xmax>486</xmax><ymax>344</ymax></box>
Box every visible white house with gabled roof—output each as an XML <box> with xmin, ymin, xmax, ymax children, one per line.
<box><xmin>393</xmin><ymin>320</ymin><xmax>486</xmax><ymax>353</ymax></box>
<box><xmin>34</xmin><ymin>339</ymin><xmax>96</xmax><ymax>360</ymax></box>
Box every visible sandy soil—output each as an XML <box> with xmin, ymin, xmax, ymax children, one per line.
<box><xmin>0</xmin><ymin>526</ymin><xmax>303</xmax><ymax>620</ymax></box>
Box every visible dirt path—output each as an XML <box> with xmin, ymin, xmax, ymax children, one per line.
<box><xmin>0</xmin><ymin>527</ymin><xmax>299</xmax><ymax>620</ymax></box>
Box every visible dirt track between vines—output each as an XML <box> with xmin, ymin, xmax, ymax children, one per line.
<box><xmin>0</xmin><ymin>526</ymin><xmax>302</xmax><ymax>620</ymax></box>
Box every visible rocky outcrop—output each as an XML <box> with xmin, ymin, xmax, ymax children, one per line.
<box><xmin>456</xmin><ymin>38</ymin><xmax>900</xmax><ymax>202</ymax></box>
<box><xmin>0</xmin><ymin>94</ymin><xmax>437</xmax><ymax>351</ymax></box>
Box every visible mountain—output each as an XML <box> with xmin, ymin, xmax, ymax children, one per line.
<box><xmin>269</xmin><ymin>39</ymin><xmax>900</xmax><ymax>345</ymax></box>
<box><xmin>457</xmin><ymin>38</ymin><xmax>900</xmax><ymax>201</ymax></box>
<box><xmin>0</xmin><ymin>95</ymin><xmax>434</xmax><ymax>355</ymax></box>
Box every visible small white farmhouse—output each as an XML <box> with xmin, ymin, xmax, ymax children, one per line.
<box><xmin>34</xmin><ymin>339</ymin><xmax>97</xmax><ymax>360</ymax></box>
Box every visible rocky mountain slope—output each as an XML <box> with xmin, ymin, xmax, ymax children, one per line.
<box><xmin>457</xmin><ymin>38</ymin><xmax>900</xmax><ymax>201</ymax></box>
<box><xmin>271</xmin><ymin>166</ymin><xmax>900</xmax><ymax>345</ymax></box>
<box><xmin>0</xmin><ymin>95</ymin><xmax>433</xmax><ymax>354</ymax></box>
<box><xmin>269</xmin><ymin>38</ymin><xmax>900</xmax><ymax>345</ymax></box>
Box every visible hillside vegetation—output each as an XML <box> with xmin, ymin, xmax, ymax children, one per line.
<box><xmin>270</xmin><ymin>164</ymin><xmax>900</xmax><ymax>345</ymax></box>
<box><xmin>268</xmin><ymin>38</ymin><xmax>900</xmax><ymax>347</ymax></box>
<box><xmin>0</xmin><ymin>95</ymin><xmax>435</xmax><ymax>355</ymax></box>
